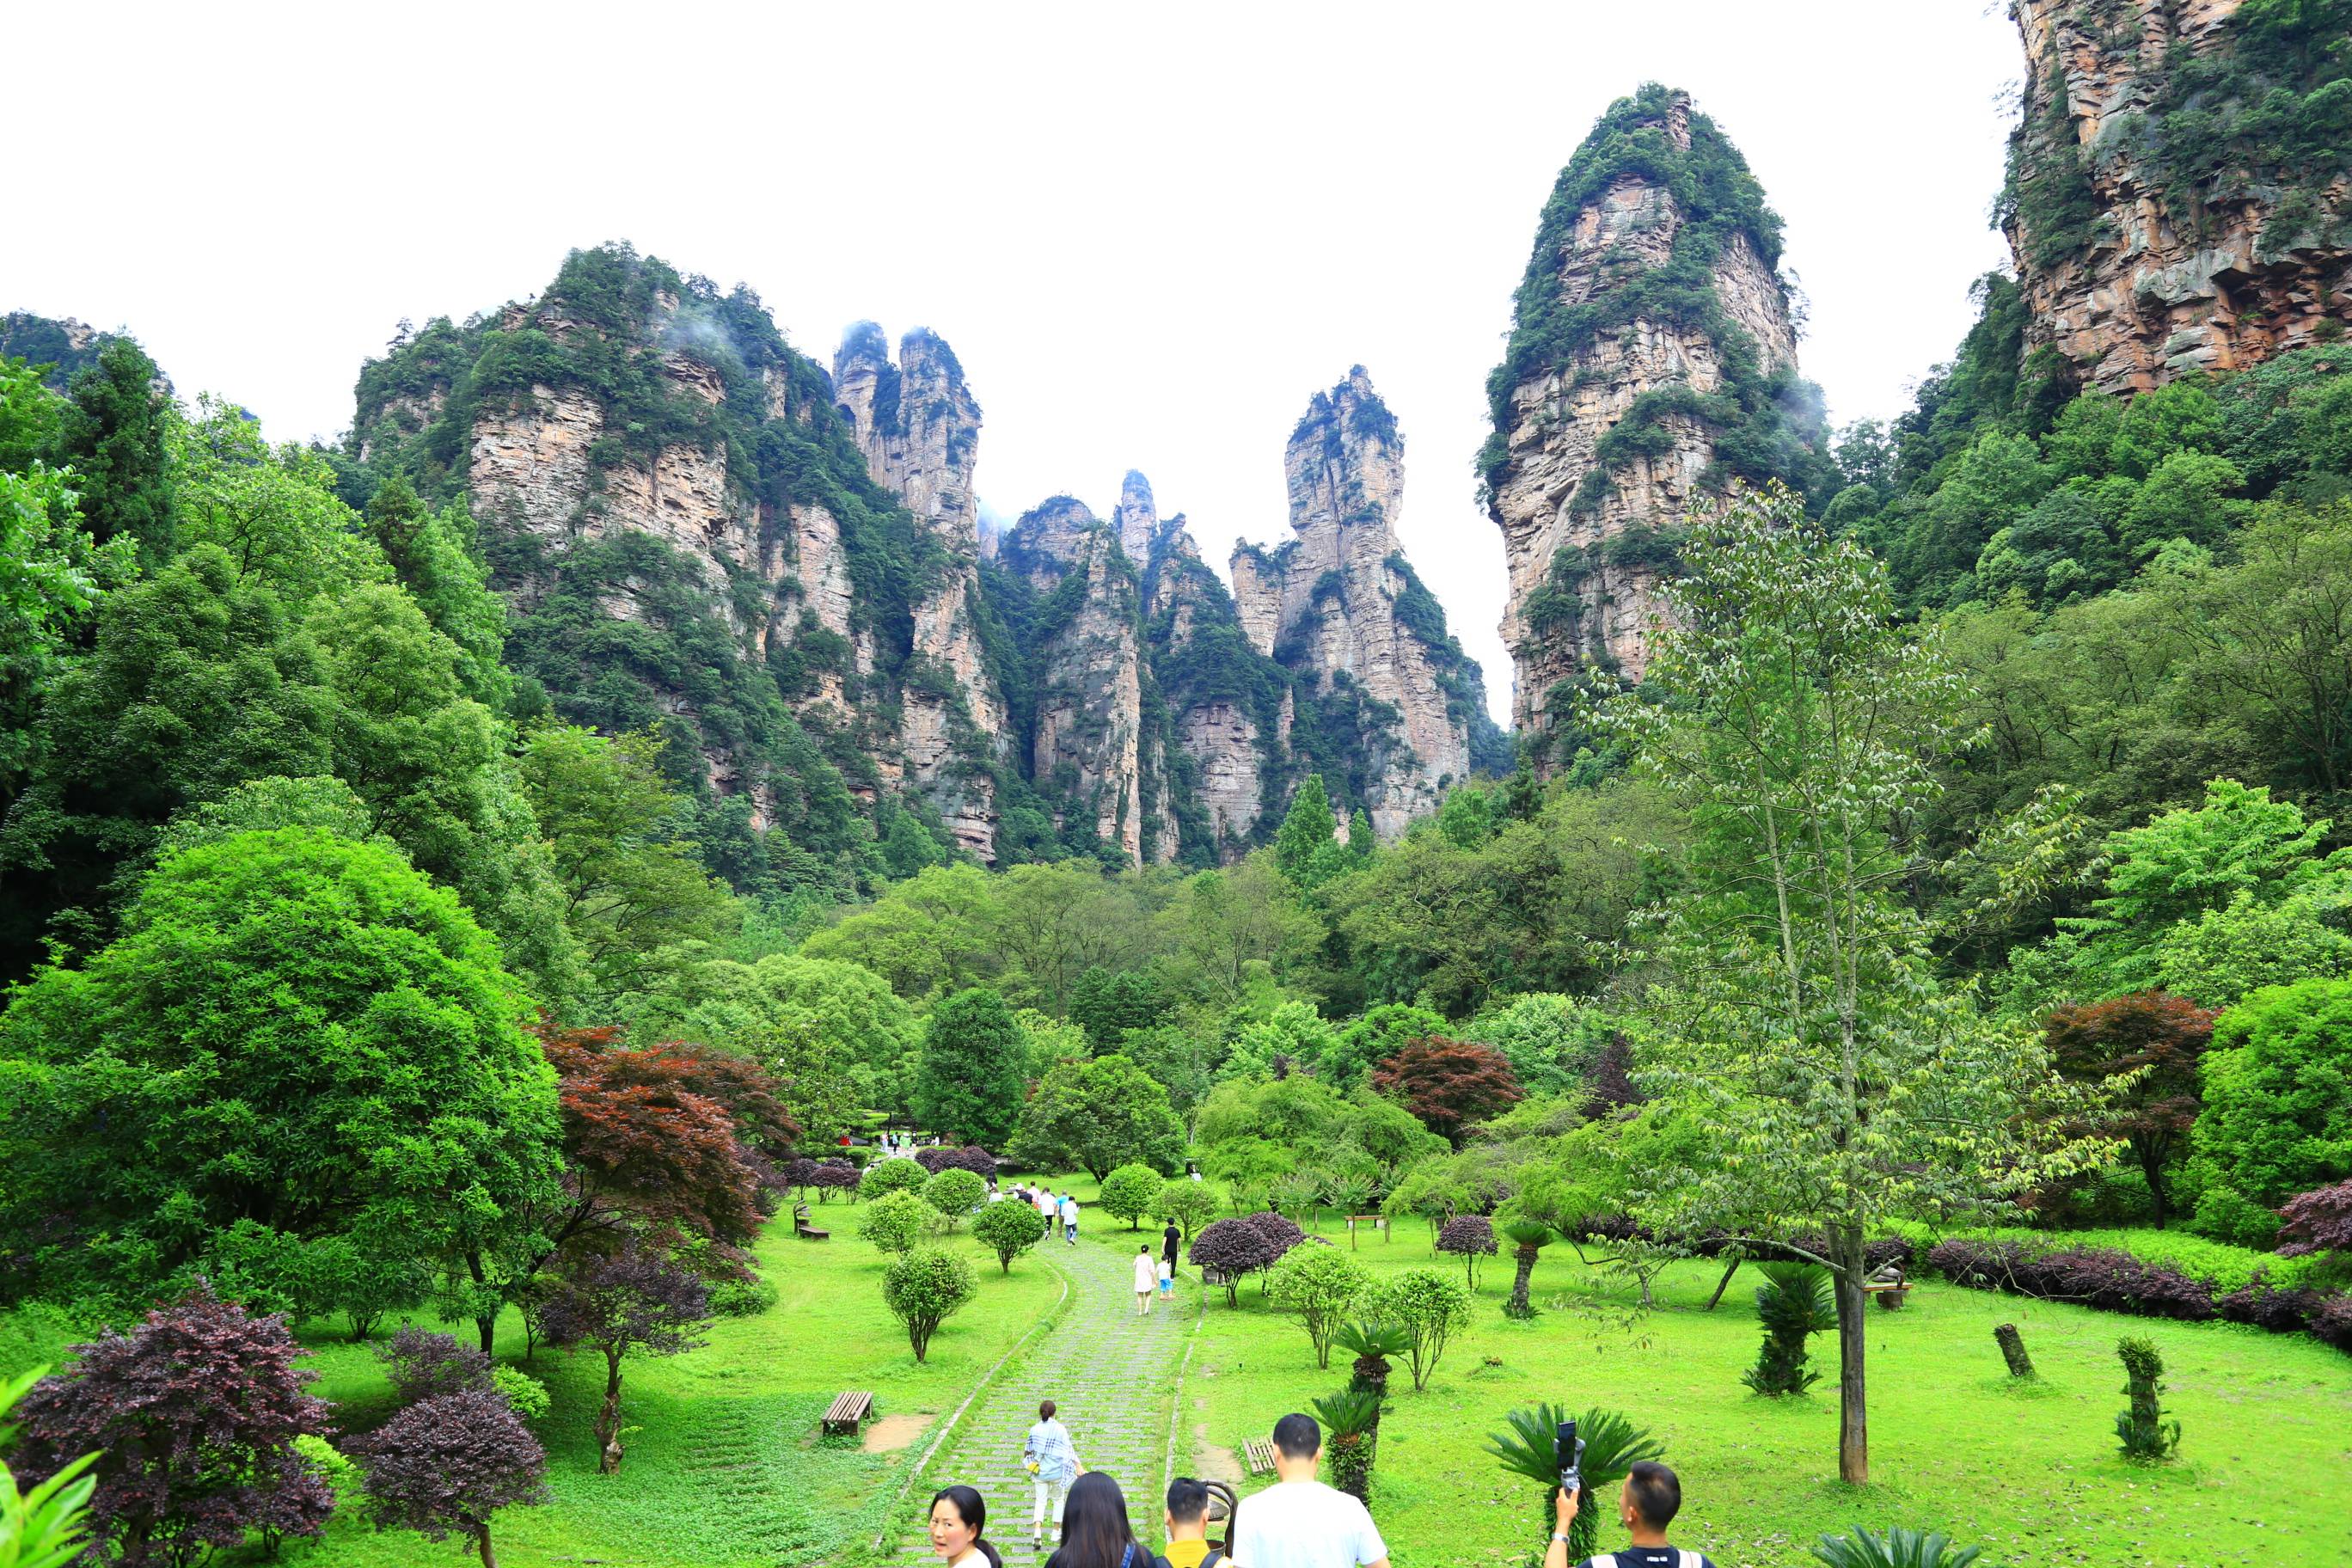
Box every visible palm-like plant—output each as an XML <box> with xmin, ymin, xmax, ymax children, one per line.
<box><xmin>1311</xmin><ymin>1387</ymin><xmax>1383</xmax><ymax>1504</ymax></box>
<box><xmin>1743</xmin><ymin>1261</ymin><xmax>1835</xmax><ymax>1396</ymax></box>
<box><xmin>1486</xmin><ymin>1404</ymin><xmax>1663</xmax><ymax>1562</ymax></box>
<box><xmin>1333</xmin><ymin>1320</ymin><xmax>1410</xmax><ymax>1399</ymax></box>
<box><xmin>1501</xmin><ymin>1219</ymin><xmax>1553</xmax><ymax>1320</ymax></box>
<box><xmin>1272</xmin><ymin>1170</ymin><xmax>1326</xmax><ymax>1231</ymax></box>
<box><xmin>1809</xmin><ymin>1524</ymin><xmax>1982</xmax><ymax>1567</ymax></box>
<box><xmin>1324</xmin><ymin>1175</ymin><xmax>1375</xmax><ymax>1246</ymax></box>
<box><xmin>1</xmin><ymin>1366</ymin><xmax>100</xmax><ymax>1568</ymax></box>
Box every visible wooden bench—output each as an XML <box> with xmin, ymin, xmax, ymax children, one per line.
<box><xmin>793</xmin><ymin>1204</ymin><xmax>830</xmax><ymax>1241</ymax></box>
<box><xmin>1240</xmin><ymin>1436</ymin><xmax>1277</xmax><ymax>1476</ymax></box>
<box><xmin>823</xmin><ymin>1390</ymin><xmax>873</xmax><ymax>1436</ymax></box>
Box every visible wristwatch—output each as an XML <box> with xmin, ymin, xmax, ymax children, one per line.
<box><xmin>1551</xmin><ymin>1534</ymin><xmax>1571</xmax><ymax>1544</ymax></box>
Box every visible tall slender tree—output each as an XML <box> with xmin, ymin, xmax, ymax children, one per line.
<box><xmin>1591</xmin><ymin>483</ymin><xmax>2107</xmax><ymax>1485</ymax></box>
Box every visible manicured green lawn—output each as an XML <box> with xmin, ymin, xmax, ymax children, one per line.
<box><xmin>1183</xmin><ymin>1222</ymin><xmax>2352</xmax><ymax>1568</ymax></box>
<box><xmin>3</xmin><ymin>1209</ymin><xmax>1066</xmax><ymax>1568</ymax></box>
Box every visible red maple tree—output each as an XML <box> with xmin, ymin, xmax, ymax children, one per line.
<box><xmin>2043</xmin><ymin>990</ymin><xmax>2214</xmax><ymax>1228</ymax></box>
<box><xmin>1371</xmin><ymin>1036</ymin><xmax>1522</xmax><ymax>1147</ymax></box>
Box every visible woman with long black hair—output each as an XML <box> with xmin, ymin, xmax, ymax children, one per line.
<box><xmin>928</xmin><ymin>1485</ymin><xmax>1003</xmax><ymax>1568</ymax></box>
<box><xmin>1045</xmin><ymin>1472</ymin><xmax>1144</xmax><ymax>1568</ymax></box>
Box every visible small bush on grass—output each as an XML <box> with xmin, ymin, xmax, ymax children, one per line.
<box><xmin>1436</xmin><ymin>1215</ymin><xmax>1498</xmax><ymax>1288</ymax></box>
<box><xmin>883</xmin><ymin>1248</ymin><xmax>977</xmax><ymax>1363</ymax></box>
<box><xmin>1100</xmin><ymin>1164</ymin><xmax>1167</xmax><ymax>1229</ymax></box>
<box><xmin>2115</xmin><ymin>1336</ymin><xmax>2181</xmax><ymax>1461</ymax></box>
<box><xmin>351</xmin><ymin>1387</ymin><xmax>550</xmax><ymax>1568</ymax></box>
<box><xmin>1190</xmin><ymin>1218</ymin><xmax>1283</xmax><ymax>1307</ymax></box>
<box><xmin>861</xmin><ymin>1191</ymin><xmax>942</xmax><ymax>1254</ymax></box>
<box><xmin>1370</xmin><ymin>1268</ymin><xmax>1472</xmax><ymax>1391</ymax></box>
<box><xmin>973</xmin><ymin>1197</ymin><xmax>1050</xmax><ymax>1273</ymax></box>
<box><xmin>922</xmin><ymin>1167</ymin><xmax>987</xmax><ymax>1228</ymax></box>
<box><xmin>489</xmin><ymin>1366</ymin><xmax>552</xmax><ymax>1424</ymax></box>
<box><xmin>377</xmin><ymin>1326</ymin><xmax>494</xmax><ymax>1405</ymax></box>
<box><xmin>709</xmin><ymin>1272</ymin><xmax>781</xmax><ymax>1317</ymax></box>
<box><xmin>861</xmin><ymin>1158</ymin><xmax>929</xmax><ymax>1201</ymax></box>
<box><xmin>1267</xmin><ymin>1246</ymin><xmax>1371</xmax><ymax>1369</ymax></box>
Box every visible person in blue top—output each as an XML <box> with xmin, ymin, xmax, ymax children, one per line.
<box><xmin>1023</xmin><ymin>1398</ymin><xmax>1082</xmax><ymax>1545</ymax></box>
<box><xmin>1548</xmin><ymin>1461</ymin><xmax>1716</xmax><ymax>1568</ymax></box>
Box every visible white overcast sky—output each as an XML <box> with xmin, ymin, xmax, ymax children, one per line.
<box><xmin>7</xmin><ymin>2</ymin><xmax>2019</xmax><ymax>724</ymax></box>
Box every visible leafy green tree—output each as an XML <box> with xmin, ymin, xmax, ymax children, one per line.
<box><xmin>1273</xmin><ymin>774</ymin><xmax>1345</xmax><ymax>889</ymax></box>
<box><xmin>1219</xmin><ymin>1000</ymin><xmax>1338</xmax><ymax>1081</ymax></box>
<box><xmin>0</xmin><ymin>546</ymin><xmax>335</xmax><ymax>971</ymax></box>
<box><xmin>971</xmin><ymin>1197</ymin><xmax>1048</xmax><ymax>1273</ymax></box>
<box><xmin>1010</xmin><ymin>1055</ymin><xmax>1185</xmax><ymax>1180</ymax></box>
<box><xmin>1368</xmin><ymin>1267</ymin><xmax>1471</xmax><ymax>1391</ymax></box>
<box><xmin>1098</xmin><ymin>1164</ymin><xmax>1166</xmax><ymax>1229</ymax></box>
<box><xmin>0</xmin><ymin>827</ymin><xmax>563</xmax><ymax>1312</ymax></box>
<box><xmin>801</xmin><ymin>864</ymin><xmax>999</xmax><ymax>1001</ymax></box>
<box><xmin>1155</xmin><ymin>1179</ymin><xmax>1220</xmax><ymax>1239</ymax></box>
<box><xmin>913</xmin><ymin>988</ymin><xmax>1028</xmax><ymax>1147</ymax></box>
<box><xmin>859</xmin><ymin>1159</ymin><xmax>928</xmax><ymax>1202</ymax></box>
<box><xmin>363</xmin><ymin>477</ymin><xmax>511</xmax><ymax>708</ymax></box>
<box><xmin>1069</xmin><ymin>966</ymin><xmax>1168</xmax><ymax>1050</ymax></box>
<box><xmin>1465</xmin><ymin>994</ymin><xmax>1619</xmax><ymax>1099</ymax></box>
<box><xmin>1267</xmin><ymin>1245</ymin><xmax>1370</xmax><ymax>1368</ymax></box>
<box><xmin>922</xmin><ymin>1167</ymin><xmax>987</xmax><ymax>1228</ymax></box>
<box><xmin>51</xmin><ymin>339</ymin><xmax>174</xmax><ymax>567</ymax></box>
<box><xmin>517</xmin><ymin>725</ymin><xmax>735</xmax><ymax>1008</ymax></box>
<box><xmin>0</xmin><ymin>456</ymin><xmax>132</xmax><ymax>789</ymax></box>
<box><xmin>1590</xmin><ymin>484</ymin><xmax>2104</xmax><ymax>1484</ymax></box>
<box><xmin>2184</xmin><ymin>977</ymin><xmax>2352</xmax><ymax>1245</ymax></box>
<box><xmin>882</xmin><ymin>1247</ymin><xmax>977</xmax><ymax>1363</ymax></box>
<box><xmin>858</xmin><ymin>1191</ymin><xmax>940</xmax><ymax>1254</ymax></box>
<box><xmin>1324</xmin><ymin>1003</ymin><xmax>1446</xmax><ymax>1091</ymax></box>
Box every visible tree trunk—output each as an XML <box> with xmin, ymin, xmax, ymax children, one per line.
<box><xmin>596</xmin><ymin>1355</ymin><xmax>625</xmax><ymax>1474</ymax></box>
<box><xmin>478</xmin><ymin>1526</ymin><xmax>497</xmax><ymax>1568</ymax></box>
<box><xmin>1994</xmin><ymin>1323</ymin><xmax>2036</xmax><ymax>1379</ymax></box>
<box><xmin>1505</xmin><ymin>1246</ymin><xmax>1540</xmax><ymax>1319</ymax></box>
<box><xmin>475</xmin><ymin>1314</ymin><xmax>497</xmax><ymax>1355</ymax></box>
<box><xmin>1703</xmin><ymin>1255</ymin><xmax>1742</xmax><ymax>1311</ymax></box>
<box><xmin>1833</xmin><ymin>1222</ymin><xmax>1868</xmax><ymax>1485</ymax></box>
<box><xmin>2141</xmin><ymin>1149</ymin><xmax>2171</xmax><ymax>1230</ymax></box>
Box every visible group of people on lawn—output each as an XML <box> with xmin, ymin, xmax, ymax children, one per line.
<box><xmin>926</xmin><ymin>1405</ymin><xmax>1710</xmax><ymax>1568</ymax></box>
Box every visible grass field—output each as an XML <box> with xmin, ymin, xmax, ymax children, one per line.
<box><xmin>3</xmin><ymin>1206</ymin><xmax>1068</xmax><ymax>1568</ymax></box>
<box><xmin>1181</xmin><ymin>1219</ymin><xmax>2352</xmax><ymax>1568</ymax></box>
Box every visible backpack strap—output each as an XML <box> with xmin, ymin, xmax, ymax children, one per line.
<box><xmin>1679</xmin><ymin>1552</ymin><xmax>1704</xmax><ymax>1568</ymax></box>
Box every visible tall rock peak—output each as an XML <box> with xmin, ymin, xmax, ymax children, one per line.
<box><xmin>2003</xmin><ymin>0</ymin><xmax>2352</xmax><ymax>394</ymax></box>
<box><xmin>1483</xmin><ymin>83</ymin><xmax>1822</xmax><ymax>767</ymax></box>
<box><xmin>1235</xmin><ymin>370</ymin><xmax>1501</xmax><ymax>840</ymax></box>
<box><xmin>1113</xmin><ymin>469</ymin><xmax>1159</xmax><ymax>564</ymax></box>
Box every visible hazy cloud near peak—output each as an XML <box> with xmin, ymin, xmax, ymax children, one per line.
<box><xmin>3</xmin><ymin>2</ymin><xmax>2019</xmax><ymax>723</ymax></box>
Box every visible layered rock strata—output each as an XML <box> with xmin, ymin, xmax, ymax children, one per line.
<box><xmin>831</xmin><ymin>324</ymin><xmax>1009</xmax><ymax>855</ymax></box>
<box><xmin>2006</xmin><ymin>0</ymin><xmax>2352</xmax><ymax>395</ymax></box>
<box><xmin>1232</xmin><ymin>368</ymin><xmax>1492</xmax><ymax>840</ymax></box>
<box><xmin>1484</xmin><ymin>85</ymin><xmax>1816</xmax><ymax>759</ymax></box>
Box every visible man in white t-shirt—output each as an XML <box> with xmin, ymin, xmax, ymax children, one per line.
<box><xmin>1230</xmin><ymin>1412</ymin><xmax>1389</xmax><ymax>1568</ymax></box>
<box><xmin>1058</xmin><ymin>1191</ymin><xmax>1079</xmax><ymax>1245</ymax></box>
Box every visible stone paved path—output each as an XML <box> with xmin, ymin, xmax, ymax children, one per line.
<box><xmin>885</xmin><ymin>1228</ymin><xmax>1191</xmax><ymax>1565</ymax></box>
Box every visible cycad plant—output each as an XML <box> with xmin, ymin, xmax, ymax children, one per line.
<box><xmin>1485</xmin><ymin>1404</ymin><xmax>1663</xmax><ymax>1563</ymax></box>
<box><xmin>1333</xmin><ymin>1320</ymin><xmax>1410</xmax><ymax>1400</ymax></box>
<box><xmin>1311</xmin><ymin>1387</ymin><xmax>1383</xmax><ymax>1504</ymax></box>
<box><xmin>1272</xmin><ymin>1170</ymin><xmax>1324</xmax><ymax>1230</ymax></box>
<box><xmin>1501</xmin><ymin>1220</ymin><xmax>1553</xmax><ymax>1320</ymax></box>
<box><xmin>1809</xmin><ymin>1524</ymin><xmax>1982</xmax><ymax>1567</ymax></box>
<box><xmin>2114</xmin><ymin>1337</ymin><xmax>2181</xmax><ymax>1461</ymax></box>
<box><xmin>1743</xmin><ymin>1262</ymin><xmax>1834</xmax><ymax>1396</ymax></box>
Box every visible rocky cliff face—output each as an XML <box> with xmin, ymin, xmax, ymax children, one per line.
<box><xmin>999</xmin><ymin>496</ymin><xmax>1149</xmax><ymax>861</ymax></box>
<box><xmin>344</xmin><ymin>245</ymin><xmax>1503</xmax><ymax>873</ymax></box>
<box><xmin>831</xmin><ymin>324</ymin><xmax>1009</xmax><ymax>856</ymax></box>
<box><xmin>2004</xmin><ymin>0</ymin><xmax>2352</xmax><ymax>395</ymax></box>
<box><xmin>1234</xmin><ymin>369</ymin><xmax>1499</xmax><ymax>840</ymax></box>
<box><xmin>1483</xmin><ymin>85</ymin><xmax>1821</xmax><ymax>764</ymax></box>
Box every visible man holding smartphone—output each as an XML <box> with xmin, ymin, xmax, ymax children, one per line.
<box><xmin>1545</xmin><ymin>1461</ymin><xmax>1714</xmax><ymax>1568</ymax></box>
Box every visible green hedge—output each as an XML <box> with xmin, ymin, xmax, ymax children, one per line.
<box><xmin>1891</xmin><ymin>1221</ymin><xmax>2318</xmax><ymax>1294</ymax></box>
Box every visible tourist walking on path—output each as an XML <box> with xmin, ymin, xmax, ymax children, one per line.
<box><xmin>1044</xmin><ymin>1473</ymin><xmax>1144</xmax><ymax>1568</ymax></box>
<box><xmin>1153</xmin><ymin>1479</ymin><xmax>1222</xmax><ymax>1568</ymax></box>
<box><xmin>1231</xmin><ymin>1413</ymin><xmax>1390</xmax><ymax>1568</ymax></box>
<box><xmin>1132</xmin><ymin>1246</ymin><xmax>1157</xmax><ymax>1315</ymax></box>
<box><xmin>1161</xmin><ymin>1220</ymin><xmax>1180</xmax><ymax>1272</ymax></box>
<box><xmin>1024</xmin><ymin>1400</ymin><xmax>1082</xmax><ymax>1546</ymax></box>
<box><xmin>1156</xmin><ymin>1254</ymin><xmax>1173</xmax><ymax>1302</ymax></box>
<box><xmin>1060</xmin><ymin>1191</ymin><xmax>1080</xmax><ymax>1245</ymax></box>
<box><xmin>929</xmin><ymin>1486</ymin><xmax>1005</xmax><ymax>1568</ymax></box>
